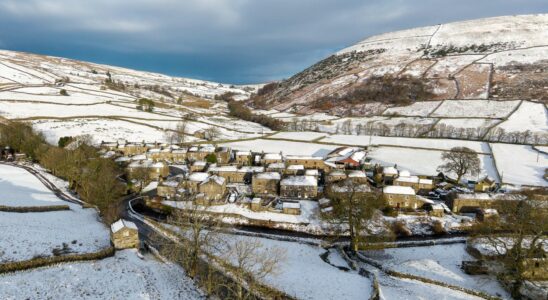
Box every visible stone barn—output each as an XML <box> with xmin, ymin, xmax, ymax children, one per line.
<box><xmin>111</xmin><ymin>219</ymin><xmax>139</xmax><ymax>249</ymax></box>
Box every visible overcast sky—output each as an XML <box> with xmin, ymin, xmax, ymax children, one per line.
<box><xmin>0</xmin><ymin>0</ymin><xmax>546</xmax><ymax>84</ymax></box>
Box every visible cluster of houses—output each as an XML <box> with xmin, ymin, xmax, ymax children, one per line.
<box><xmin>100</xmin><ymin>140</ymin><xmax>533</xmax><ymax>220</ymax></box>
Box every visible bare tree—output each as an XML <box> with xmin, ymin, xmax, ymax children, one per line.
<box><xmin>205</xmin><ymin>126</ymin><xmax>221</xmax><ymax>141</ymax></box>
<box><xmin>471</xmin><ymin>194</ymin><xmax>547</xmax><ymax>297</ymax></box>
<box><xmin>130</xmin><ymin>166</ymin><xmax>151</xmax><ymax>192</ymax></box>
<box><xmin>221</xmin><ymin>238</ymin><xmax>286</xmax><ymax>300</ymax></box>
<box><xmin>325</xmin><ymin>179</ymin><xmax>388</xmax><ymax>252</ymax></box>
<box><xmin>159</xmin><ymin>204</ymin><xmax>223</xmax><ymax>279</ymax></box>
<box><xmin>437</xmin><ymin>147</ymin><xmax>481</xmax><ymax>184</ymax></box>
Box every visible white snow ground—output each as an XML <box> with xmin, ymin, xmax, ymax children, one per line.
<box><xmin>217</xmin><ymin>234</ymin><xmax>372</xmax><ymax>300</ymax></box>
<box><xmin>0</xmin><ymin>164</ymin><xmax>110</xmax><ymax>262</ymax></box>
<box><xmin>0</xmin><ymin>164</ymin><xmax>63</xmax><ymax>207</ymax></box>
<box><xmin>490</xmin><ymin>143</ymin><xmax>548</xmax><ymax>187</ymax></box>
<box><xmin>363</xmin><ymin>243</ymin><xmax>511</xmax><ymax>298</ymax></box>
<box><xmin>0</xmin><ymin>249</ymin><xmax>204</xmax><ymax>300</ymax></box>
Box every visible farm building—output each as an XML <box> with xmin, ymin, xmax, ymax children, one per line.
<box><xmin>111</xmin><ymin>219</ymin><xmax>139</xmax><ymax>249</ymax></box>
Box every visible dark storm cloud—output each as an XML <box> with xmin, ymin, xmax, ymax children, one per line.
<box><xmin>0</xmin><ymin>0</ymin><xmax>546</xmax><ymax>83</ymax></box>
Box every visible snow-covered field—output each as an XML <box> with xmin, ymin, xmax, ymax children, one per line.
<box><xmin>383</xmin><ymin>101</ymin><xmax>441</xmax><ymax>117</ymax></box>
<box><xmin>492</xmin><ymin>101</ymin><xmax>548</xmax><ymax>138</ymax></box>
<box><xmin>430</xmin><ymin>100</ymin><xmax>520</xmax><ymax>118</ymax></box>
<box><xmin>0</xmin><ymin>205</ymin><xmax>110</xmax><ymax>262</ymax></box>
<box><xmin>0</xmin><ymin>164</ymin><xmax>110</xmax><ymax>262</ymax></box>
<box><xmin>218</xmin><ymin>234</ymin><xmax>372</xmax><ymax>300</ymax></box>
<box><xmin>268</xmin><ymin>131</ymin><xmax>328</xmax><ymax>141</ymax></box>
<box><xmin>320</xmin><ymin>135</ymin><xmax>489</xmax><ymax>153</ymax></box>
<box><xmin>363</xmin><ymin>243</ymin><xmax>511</xmax><ymax>298</ymax></box>
<box><xmin>32</xmin><ymin>118</ymin><xmax>171</xmax><ymax>145</ymax></box>
<box><xmin>0</xmin><ymin>101</ymin><xmax>180</xmax><ymax>120</ymax></box>
<box><xmin>221</xmin><ymin>139</ymin><xmax>338</xmax><ymax>157</ymax></box>
<box><xmin>490</xmin><ymin>143</ymin><xmax>548</xmax><ymax>187</ymax></box>
<box><xmin>0</xmin><ymin>164</ymin><xmax>63</xmax><ymax>207</ymax></box>
<box><xmin>0</xmin><ymin>249</ymin><xmax>204</xmax><ymax>300</ymax></box>
<box><xmin>369</xmin><ymin>146</ymin><xmax>499</xmax><ymax>180</ymax></box>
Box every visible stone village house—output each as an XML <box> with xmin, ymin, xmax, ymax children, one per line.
<box><xmin>252</xmin><ymin>172</ymin><xmax>281</xmax><ymax>195</ymax></box>
<box><xmin>280</xmin><ymin>175</ymin><xmax>318</xmax><ymax>199</ymax></box>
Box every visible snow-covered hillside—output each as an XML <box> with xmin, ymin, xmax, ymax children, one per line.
<box><xmin>251</xmin><ymin>14</ymin><xmax>548</xmax><ymax>133</ymax></box>
<box><xmin>0</xmin><ymin>50</ymin><xmax>267</xmax><ymax>145</ymax></box>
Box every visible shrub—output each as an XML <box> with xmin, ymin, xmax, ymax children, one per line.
<box><xmin>59</xmin><ymin>89</ymin><xmax>69</xmax><ymax>96</ymax></box>
<box><xmin>58</xmin><ymin>136</ymin><xmax>74</xmax><ymax>148</ymax></box>
<box><xmin>205</xmin><ymin>153</ymin><xmax>217</xmax><ymax>164</ymax></box>
<box><xmin>137</xmin><ymin>98</ymin><xmax>155</xmax><ymax>112</ymax></box>
<box><xmin>392</xmin><ymin>221</ymin><xmax>412</xmax><ymax>237</ymax></box>
<box><xmin>214</xmin><ymin>92</ymin><xmax>237</xmax><ymax>102</ymax></box>
<box><xmin>431</xmin><ymin>220</ymin><xmax>447</xmax><ymax>235</ymax></box>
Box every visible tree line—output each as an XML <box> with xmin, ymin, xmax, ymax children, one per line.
<box><xmin>226</xmin><ymin>100</ymin><xmax>285</xmax><ymax>131</ymax></box>
<box><xmin>0</xmin><ymin>122</ymin><xmax>125</xmax><ymax>224</ymax></box>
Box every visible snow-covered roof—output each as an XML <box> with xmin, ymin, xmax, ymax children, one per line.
<box><xmin>287</xmin><ymin>164</ymin><xmax>304</xmax><ymax>171</ymax></box>
<box><xmin>321</xmin><ymin>207</ymin><xmax>333</xmax><ymax>213</ymax></box>
<box><xmin>128</xmin><ymin>159</ymin><xmax>154</xmax><ymax>168</ymax></box>
<box><xmin>456</xmin><ymin>193</ymin><xmax>526</xmax><ymax>201</ymax></box>
<box><xmin>188</xmin><ymin>172</ymin><xmax>209</xmax><ymax>182</ymax></box>
<box><xmin>199</xmin><ymin>145</ymin><xmax>215</xmax><ymax>153</ymax></box>
<box><xmin>115</xmin><ymin>156</ymin><xmax>130</xmax><ymax>163</ymax></box>
<box><xmin>399</xmin><ymin>170</ymin><xmax>411</xmax><ymax>177</ymax></box>
<box><xmin>254</xmin><ymin>172</ymin><xmax>281</xmax><ymax>180</ymax></box>
<box><xmin>201</xmin><ymin>175</ymin><xmax>225</xmax><ymax>186</ymax></box>
<box><xmin>431</xmin><ymin>204</ymin><xmax>444</xmax><ymax>210</ymax></box>
<box><xmin>267</xmin><ymin>162</ymin><xmax>286</xmax><ymax>169</ymax></box>
<box><xmin>328</xmin><ymin>169</ymin><xmax>346</xmax><ymax>176</ymax></box>
<box><xmin>160</xmin><ymin>180</ymin><xmax>179</xmax><ymax>187</ymax></box>
<box><xmin>193</xmin><ymin>161</ymin><xmax>207</xmax><ymax>166</ymax></box>
<box><xmin>152</xmin><ymin>162</ymin><xmax>166</xmax><ymax>168</ymax></box>
<box><xmin>238</xmin><ymin>166</ymin><xmax>264</xmax><ymax>173</ymax></box>
<box><xmin>283</xmin><ymin>202</ymin><xmax>301</xmax><ymax>209</ymax></box>
<box><xmin>251</xmin><ymin>197</ymin><xmax>262</xmax><ymax>204</ymax></box>
<box><xmin>111</xmin><ymin>219</ymin><xmax>137</xmax><ymax>233</ymax></box>
<box><xmin>328</xmin><ymin>146</ymin><xmax>355</xmax><ymax>157</ymax></box>
<box><xmin>263</xmin><ymin>153</ymin><xmax>282</xmax><ymax>160</ymax></box>
<box><xmin>348</xmin><ymin>170</ymin><xmax>366</xmax><ymax>178</ymax></box>
<box><xmin>383</xmin><ymin>185</ymin><xmax>416</xmax><ymax>195</ymax></box>
<box><xmin>305</xmin><ymin>169</ymin><xmax>319</xmax><ymax>176</ymax></box>
<box><xmin>281</xmin><ymin>176</ymin><xmax>317</xmax><ymax>187</ymax></box>
<box><xmin>131</xmin><ymin>154</ymin><xmax>147</xmax><ymax>161</ymax></box>
<box><xmin>416</xmin><ymin>196</ymin><xmax>434</xmax><ymax>204</ymax></box>
<box><xmin>148</xmin><ymin>148</ymin><xmax>161</xmax><ymax>153</ymax></box>
<box><xmin>383</xmin><ymin>166</ymin><xmax>398</xmax><ymax>175</ymax></box>
<box><xmin>212</xmin><ymin>165</ymin><xmax>238</xmax><ymax>172</ymax></box>
<box><xmin>395</xmin><ymin>176</ymin><xmax>419</xmax><ymax>184</ymax></box>
<box><xmin>419</xmin><ymin>178</ymin><xmax>433</xmax><ymax>185</ymax></box>
<box><xmin>285</xmin><ymin>155</ymin><xmax>323</xmax><ymax>161</ymax></box>
<box><xmin>236</xmin><ymin>151</ymin><xmax>251</xmax><ymax>156</ymax></box>
<box><xmin>318</xmin><ymin>198</ymin><xmax>331</xmax><ymax>205</ymax></box>
<box><xmin>350</xmin><ymin>151</ymin><xmax>366</xmax><ymax>162</ymax></box>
